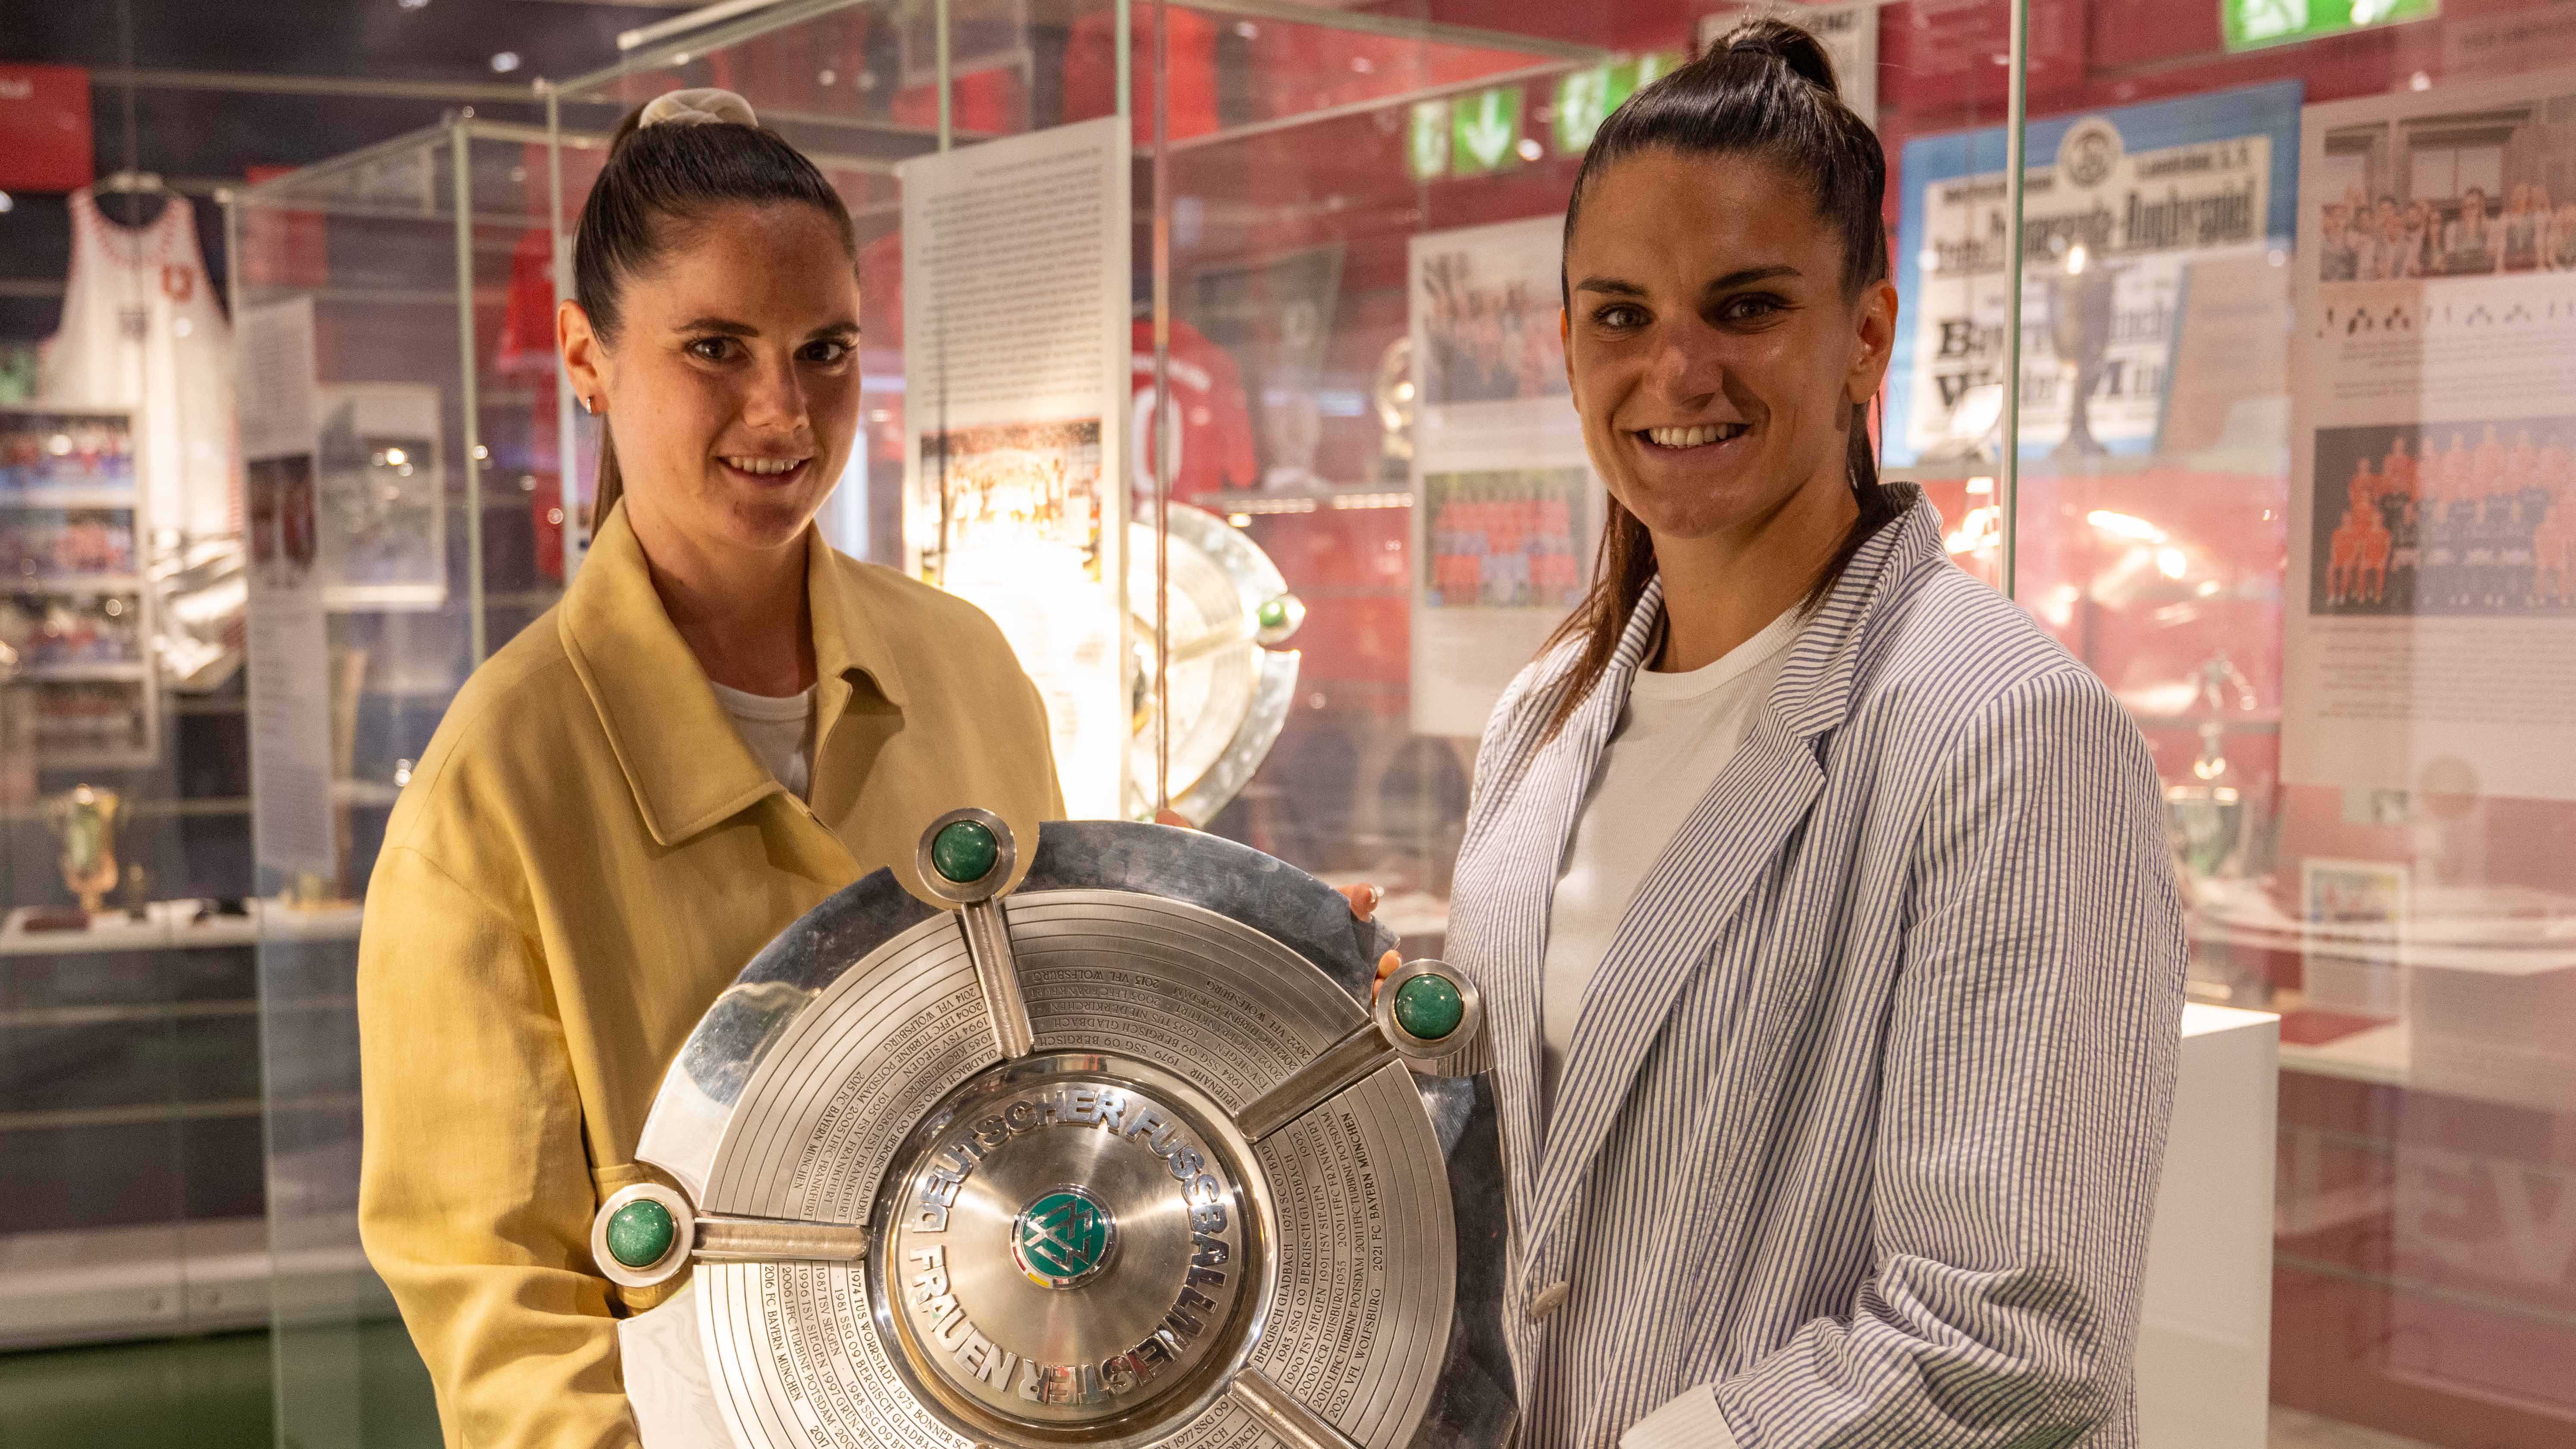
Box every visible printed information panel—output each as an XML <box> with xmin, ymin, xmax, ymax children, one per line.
<box><xmin>2284</xmin><ymin>66</ymin><xmax>2576</xmax><ymax>803</ymax></box>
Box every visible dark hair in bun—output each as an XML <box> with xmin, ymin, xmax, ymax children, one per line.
<box><xmin>572</xmin><ymin>98</ymin><xmax>857</xmax><ymax>523</ymax></box>
<box><xmin>1544</xmin><ymin>16</ymin><xmax>1909</xmax><ymax>739</ymax></box>
<box><xmin>1564</xmin><ymin>16</ymin><xmax>1885</xmax><ymax>302</ymax></box>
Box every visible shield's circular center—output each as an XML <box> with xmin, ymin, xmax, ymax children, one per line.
<box><xmin>875</xmin><ymin>1056</ymin><xmax>1264</xmax><ymax>1437</ymax></box>
<box><xmin>1012</xmin><ymin>1186</ymin><xmax>1116</xmax><ymax>1289</ymax></box>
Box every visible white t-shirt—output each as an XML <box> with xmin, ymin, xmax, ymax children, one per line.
<box><xmin>709</xmin><ymin>680</ymin><xmax>816</xmax><ymax>801</ymax></box>
<box><xmin>1539</xmin><ymin>606</ymin><xmax>1802</xmax><ymax>1113</ymax></box>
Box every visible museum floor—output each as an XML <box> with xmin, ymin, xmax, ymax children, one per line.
<box><xmin>0</xmin><ymin>1330</ymin><xmax>2449</xmax><ymax>1449</ymax></box>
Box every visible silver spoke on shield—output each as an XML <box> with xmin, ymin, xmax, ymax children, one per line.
<box><xmin>1235</xmin><ymin>959</ymin><xmax>1484</xmax><ymax>1143</ymax></box>
<box><xmin>961</xmin><ymin>899</ymin><xmax>1036</xmax><ymax>1058</ymax></box>
<box><xmin>692</xmin><ymin>1214</ymin><xmax>870</xmax><ymax>1266</ymax></box>
<box><xmin>918</xmin><ymin>807</ymin><xmax>1037</xmax><ymax>1059</ymax></box>
<box><xmin>1236</xmin><ymin>1020</ymin><xmax>1392</xmax><ymax>1143</ymax></box>
<box><xmin>1167</xmin><ymin>617</ymin><xmax>1253</xmax><ymax>668</ymax></box>
<box><xmin>594</xmin><ymin>1184</ymin><xmax>868</xmax><ymax>1288</ymax></box>
<box><xmin>1225</xmin><ymin>1365</ymin><xmax>1363</xmax><ymax>1449</ymax></box>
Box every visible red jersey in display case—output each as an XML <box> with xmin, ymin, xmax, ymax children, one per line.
<box><xmin>1131</xmin><ymin>316</ymin><xmax>1258</xmax><ymax>506</ymax></box>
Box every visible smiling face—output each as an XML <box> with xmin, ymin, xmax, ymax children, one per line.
<box><xmin>1561</xmin><ymin>148</ymin><xmax>1895</xmax><ymax>549</ymax></box>
<box><xmin>561</xmin><ymin>200</ymin><xmax>860</xmax><ymax>558</ymax></box>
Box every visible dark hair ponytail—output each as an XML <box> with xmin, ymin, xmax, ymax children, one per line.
<box><xmin>572</xmin><ymin>97</ymin><xmax>857</xmax><ymax>526</ymax></box>
<box><xmin>1541</xmin><ymin>16</ymin><xmax>1913</xmax><ymax>739</ymax></box>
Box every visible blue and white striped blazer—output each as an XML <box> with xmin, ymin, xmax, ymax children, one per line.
<box><xmin>1438</xmin><ymin>500</ymin><xmax>2186</xmax><ymax>1449</ymax></box>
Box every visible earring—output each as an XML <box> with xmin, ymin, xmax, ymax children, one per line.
<box><xmin>580</xmin><ymin>395</ymin><xmax>597</xmax><ymax>416</ymax></box>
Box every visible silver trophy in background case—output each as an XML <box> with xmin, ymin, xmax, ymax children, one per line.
<box><xmin>596</xmin><ymin>813</ymin><xmax>1514</xmax><ymax>1449</ymax></box>
<box><xmin>1125</xmin><ymin>502</ymin><xmax>1306</xmax><ymax>826</ymax></box>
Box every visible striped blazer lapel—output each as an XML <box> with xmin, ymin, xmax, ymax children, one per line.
<box><xmin>1454</xmin><ymin>582</ymin><xmax>1669</xmax><ymax>1246</ymax></box>
<box><xmin>1520</xmin><ymin>712</ymin><xmax>1824</xmax><ymax>1282</ymax></box>
<box><xmin>1517</xmin><ymin>504</ymin><xmax>1949</xmax><ymax>1283</ymax></box>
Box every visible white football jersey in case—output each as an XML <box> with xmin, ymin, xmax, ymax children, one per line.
<box><xmin>40</xmin><ymin>188</ymin><xmax>241</xmax><ymax>543</ymax></box>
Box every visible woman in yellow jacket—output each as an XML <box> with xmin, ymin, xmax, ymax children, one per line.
<box><xmin>354</xmin><ymin>91</ymin><xmax>1065</xmax><ymax>1447</ymax></box>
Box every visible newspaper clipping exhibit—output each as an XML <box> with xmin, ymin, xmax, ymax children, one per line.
<box><xmin>1887</xmin><ymin>82</ymin><xmax>2302</xmax><ymax>466</ymax></box>
<box><xmin>236</xmin><ymin>296</ymin><xmax>336</xmax><ymax>882</ymax></box>
<box><xmin>1406</xmin><ymin>216</ymin><xmax>1595</xmax><ymax>738</ymax></box>
<box><xmin>2284</xmin><ymin>66</ymin><xmax>2576</xmax><ymax>804</ymax></box>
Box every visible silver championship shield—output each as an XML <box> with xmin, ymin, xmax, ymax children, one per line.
<box><xmin>594</xmin><ymin>814</ymin><xmax>1515</xmax><ymax>1449</ymax></box>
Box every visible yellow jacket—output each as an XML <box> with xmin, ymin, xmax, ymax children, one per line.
<box><xmin>355</xmin><ymin>505</ymin><xmax>1062</xmax><ymax>1449</ymax></box>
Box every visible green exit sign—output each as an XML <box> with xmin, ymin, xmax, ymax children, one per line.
<box><xmin>1407</xmin><ymin>51</ymin><xmax>1686</xmax><ymax>184</ymax></box>
<box><xmin>1410</xmin><ymin>86</ymin><xmax>1525</xmax><ymax>181</ymax></box>
<box><xmin>1552</xmin><ymin>51</ymin><xmax>1684</xmax><ymax>153</ymax></box>
<box><xmin>2222</xmin><ymin>0</ymin><xmax>2438</xmax><ymax>51</ymax></box>
<box><xmin>1408</xmin><ymin>99</ymin><xmax>1452</xmax><ymax>181</ymax></box>
<box><xmin>1451</xmin><ymin>86</ymin><xmax>1524</xmax><ymax>176</ymax></box>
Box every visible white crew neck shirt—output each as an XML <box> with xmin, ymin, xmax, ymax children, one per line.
<box><xmin>1538</xmin><ymin>605</ymin><xmax>1803</xmax><ymax>1114</ymax></box>
<box><xmin>708</xmin><ymin>680</ymin><xmax>817</xmax><ymax>802</ymax></box>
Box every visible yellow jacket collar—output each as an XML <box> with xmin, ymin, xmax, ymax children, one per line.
<box><xmin>559</xmin><ymin>505</ymin><xmax>908</xmax><ymax>847</ymax></box>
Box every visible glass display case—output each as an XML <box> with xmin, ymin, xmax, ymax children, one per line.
<box><xmin>228</xmin><ymin>117</ymin><xmax>589</xmax><ymax>1436</ymax></box>
<box><xmin>1160</xmin><ymin>1</ymin><xmax>2021</xmax><ymax>946</ymax></box>
<box><xmin>1996</xmin><ymin>6</ymin><xmax>2576</xmax><ymax>1444</ymax></box>
<box><xmin>223</xmin><ymin>3</ymin><xmax>2576</xmax><ymax>1447</ymax></box>
<box><xmin>0</xmin><ymin>184</ymin><xmax>263</xmax><ymax>1348</ymax></box>
<box><xmin>540</xmin><ymin>0</ymin><xmax>1596</xmax><ymax>826</ymax></box>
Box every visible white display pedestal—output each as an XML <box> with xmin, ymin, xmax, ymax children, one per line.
<box><xmin>2134</xmin><ymin>1003</ymin><xmax>2278</xmax><ymax>1448</ymax></box>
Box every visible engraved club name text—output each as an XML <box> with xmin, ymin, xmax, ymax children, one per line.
<box><xmin>905</xmin><ymin>1084</ymin><xmax>1237</xmax><ymax>1407</ymax></box>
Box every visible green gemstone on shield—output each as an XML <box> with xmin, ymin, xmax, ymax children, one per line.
<box><xmin>606</xmin><ymin>1199</ymin><xmax>677</xmax><ymax>1269</ymax></box>
<box><xmin>1256</xmin><ymin>598</ymin><xmax>1290</xmax><ymax>630</ymax></box>
<box><xmin>932</xmin><ymin>820</ymin><xmax>999</xmax><ymax>883</ymax></box>
<box><xmin>1393</xmin><ymin>973</ymin><xmax>1465</xmax><ymax>1041</ymax></box>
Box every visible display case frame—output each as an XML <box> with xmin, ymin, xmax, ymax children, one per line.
<box><xmin>221</xmin><ymin>115</ymin><xmax>605</xmax><ymax>1431</ymax></box>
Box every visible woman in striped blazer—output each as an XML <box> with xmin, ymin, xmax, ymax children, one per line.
<box><xmin>1397</xmin><ymin>19</ymin><xmax>2187</xmax><ymax>1449</ymax></box>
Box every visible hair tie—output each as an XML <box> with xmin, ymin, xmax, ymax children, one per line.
<box><xmin>639</xmin><ymin>87</ymin><xmax>759</xmax><ymax>130</ymax></box>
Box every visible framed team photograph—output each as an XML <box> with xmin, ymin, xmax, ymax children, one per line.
<box><xmin>248</xmin><ymin>454</ymin><xmax>319</xmax><ymax>593</ymax></box>
<box><xmin>1421</xmin><ymin>467</ymin><xmax>1591</xmax><ymax>611</ymax></box>
<box><xmin>918</xmin><ymin>419</ymin><xmax>1106</xmax><ymax>564</ymax></box>
<box><xmin>2309</xmin><ymin>416</ymin><xmax>2575</xmax><ymax>617</ymax></box>
<box><xmin>2302</xmin><ymin>856</ymin><xmax>2410</xmax><ymax>933</ymax></box>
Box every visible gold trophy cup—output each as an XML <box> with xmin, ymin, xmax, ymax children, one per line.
<box><xmin>45</xmin><ymin>784</ymin><xmax>126</xmax><ymax>914</ymax></box>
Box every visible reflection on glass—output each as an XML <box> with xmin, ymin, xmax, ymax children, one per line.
<box><xmin>2021</xmin><ymin>4</ymin><xmax>2576</xmax><ymax>1443</ymax></box>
